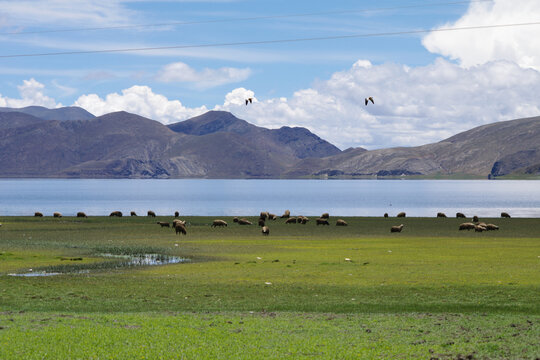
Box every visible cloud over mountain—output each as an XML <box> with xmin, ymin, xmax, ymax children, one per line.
<box><xmin>156</xmin><ymin>62</ymin><xmax>252</xmax><ymax>89</ymax></box>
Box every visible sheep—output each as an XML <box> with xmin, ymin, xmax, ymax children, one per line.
<box><xmin>285</xmin><ymin>217</ymin><xmax>297</xmax><ymax>224</ymax></box>
<box><xmin>77</xmin><ymin>212</ymin><xmax>87</xmax><ymax>218</ymax></box>
<box><xmin>384</xmin><ymin>213</ymin><xmax>388</xmax><ymax>218</ymax></box>
<box><xmin>391</xmin><ymin>224</ymin><xmax>404</xmax><ymax>233</ymax></box>
<box><xmin>268</xmin><ymin>213</ymin><xmax>277</xmax><ymax>220</ymax></box>
<box><xmin>211</xmin><ymin>219</ymin><xmax>228</xmax><ymax>227</ymax></box>
<box><xmin>258</xmin><ymin>218</ymin><xmax>265</xmax><ymax>227</ymax></box>
<box><xmin>233</xmin><ymin>217</ymin><xmax>239</xmax><ymax>223</ymax></box>
<box><xmin>130</xmin><ymin>211</ymin><xmax>137</xmax><ymax>216</ymax></box>
<box><xmin>260</xmin><ymin>212</ymin><xmax>269</xmax><ymax>220</ymax></box>
<box><xmin>486</xmin><ymin>224</ymin><xmax>499</xmax><ymax>231</ymax></box>
<box><xmin>173</xmin><ymin>219</ymin><xmax>186</xmax><ymax>228</ymax></box>
<box><xmin>147</xmin><ymin>210</ymin><xmax>156</xmax><ymax>217</ymax></box>
<box><xmin>474</xmin><ymin>224</ymin><xmax>487</xmax><ymax>232</ymax></box>
<box><xmin>459</xmin><ymin>222</ymin><xmax>476</xmax><ymax>231</ymax></box>
<box><xmin>501</xmin><ymin>212</ymin><xmax>511</xmax><ymax>218</ymax></box>
<box><xmin>261</xmin><ymin>226</ymin><xmax>270</xmax><ymax>236</ymax></box>
<box><xmin>316</xmin><ymin>218</ymin><xmax>329</xmax><ymax>226</ymax></box>
<box><xmin>238</xmin><ymin>218</ymin><xmax>252</xmax><ymax>225</ymax></box>
<box><xmin>174</xmin><ymin>211</ymin><xmax>179</xmax><ymax>217</ymax></box>
<box><xmin>281</xmin><ymin>210</ymin><xmax>291</xmax><ymax>218</ymax></box>
<box><xmin>175</xmin><ymin>223</ymin><xmax>187</xmax><ymax>235</ymax></box>
<box><xmin>297</xmin><ymin>216</ymin><xmax>307</xmax><ymax>224</ymax></box>
<box><xmin>34</xmin><ymin>212</ymin><xmax>43</xmax><ymax>217</ymax></box>
<box><xmin>157</xmin><ymin>221</ymin><xmax>170</xmax><ymax>228</ymax></box>
<box><xmin>300</xmin><ymin>217</ymin><xmax>309</xmax><ymax>225</ymax></box>
<box><xmin>109</xmin><ymin>211</ymin><xmax>123</xmax><ymax>217</ymax></box>
<box><xmin>53</xmin><ymin>212</ymin><xmax>62</xmax><ymax>218</ymax></box>
<box><xmin>321</xmin><ymin>212</ymin><xmax>329</xmax><ymax>219</ymax></box>
<box><xmin>472</xmin><ymin>215</ymin><xmax>479</xmax><ymax>223</ymax></box>
<box><xmin>437</xmin><ymin>212</ymin><xmax>447</xmax><ymax>218</ymax></box>
<box><xmin>336</xmin><ymin>219</ymin><xmax>348</xmax><ymax>226</ymax></box>
<box><xmin>397</xmin><ymin>212</ymin><xmax>406</xmax><ymax>218</ymax></box>
<box><xmin>456</xmin><ymin>212</ymin><xmax>466</xmax><ymax>218</ymax></box>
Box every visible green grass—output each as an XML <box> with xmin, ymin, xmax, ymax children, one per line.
<box><xmin>0</xmin><ymin>215</ymin><xmax>539</xmax><ymax>358</ymax></box>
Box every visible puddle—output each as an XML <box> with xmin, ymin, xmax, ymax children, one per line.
<box><xmin>6</xmin><ymin>253</ymin><xmax>187</xmax><ymax>277</ymax></box>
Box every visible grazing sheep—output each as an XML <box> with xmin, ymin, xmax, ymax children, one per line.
<box><xmin>316</xmin><ymin>218</ymin><xmax>330</xmax><ymax>226</ymax></box>
<box><xmin>321</xmin><ymin>212</ymin><xmax>329</xmax><ymax>219</ymax></box>
<box><xmin>472</xmin><ymin>215</ymin><xmax>479</xmax><ymax>223</ymax></box>
<box><xmin>238</xmin><ymin>218</ymin><xmax>252</xmax><ymax>225</ymax></box>
<box><xmin>258</xmin><ymin>218</ymin><xmax>265</xmax><ymax>227</ymax></box>
<box><xmin>53</xmin><ymin>212</ymin><xmax>62</xmax><ymax>218</ymax></box>
<box><xmin>475</xmin><ymin>224</ymin><xmax>487</xmax><ymax>232</ymax></box>
<box><xmin>268</xmin><ymin>213</ymin><xmax>277</xmax><ymax>220</ymax></box>
<box><xmin>233</xmin><ymin>217</ymin><xmax>239</xmax><ymax>223</ymax></box>
<box><xmin>211</xmin><ymin>219</ymin><xmax>228</xmax><ymax>227</ymax></box>
<box><xmin>130</xmin><ymin>211</ymin><xmax>137</xmax><ymax>216</ymax></box>
<box><xmin>157</xmin><ymin>221</ymin><xmax>170</xmax><ymax>228</ymax></box>
<box><xmin>260</xmin><ymin>212</ymin><xmax>269</xmax><ymax>220</ymax></box>
<box><xmin>486</xmin><ymin>224</ymin><xmax>499</xmax><ymax>231</ymax></box>
<box><xmin>175</xmin><ymin>223</ymin><xmax>187</xmax><ymax>235</ymax></box>
<box><xmin>34</xmin><ymin>212</ymin><xmax>43</xmax><ymax>217</ymax></box>
<box><xmin>173</xmin><ymin>219</ymin><xmax>186</xmax><ymax>228</ymax></box>
<box><xmin>501</xmin><ymin>212</ymin><xmax>511</xmax><ymax>218</ymax></box>
<box><xmin>77</xmin><ymin>212</ymin><xmax>87</xmax><ymax>218</ymax></box>
<box><xmin>456</xmin><ymin>212</ymin><xmax>466</xmax><ymax>218</ymax></box>
<box><xmin>459</xmin><ymin>222</ymin><xmax>476</xmax><ymax>231</ymax></box>
<box><xmin>384</xmin><ymin>213</ymin><xmax>388</xmax><ymax>218</ymax></box>
<box><xmin>285</xmin><ymin>217</ymin><xmax>297</xmax><ymax>224</ymax></box>
<box><xmin>437</xmin><ymin>212</ymin><xmax>447</xmax><ymax>218</ymax></box>
<box><xmin>109</xmin><ymin>211</ymin><xmax>123</xmax><ymax>217</ymax></box>
<box><xmin>391</xmin><ymin>224</ymin><xmax>404</xmax><ymax>233</ymax></box>
<box><xmin>397</xmin><ymin>212</ymin><xmax>406</xmax><ymax>218</ymax></box>
<box><xmin>336</xmin><ymin>219</ymin><xmax>348</xmax><ymax>226</ymax></box>
<box><xmin>297</xmin><ymin>216</ymin><xmax>308</xmax><ymax>224</ymax></box>
<box><xmin>262</xmin><ymin>226</ymin><xmax>270</xmax><ymax>236</ymax></box>
<box><xmin>300</xmin><ymin>217</ymin><xmax>309</xmax><ymax>224</ymax></box>
<box><xmin>174</xmin><ymin>211</ymin><xmax>179</xmax><ymax>217</ymax></box>
<box><xmin>477</xmin><ymin>222</ymin><xmax>487</xmax><ymax>227</ymax></box>
<box><xmin>281</xmin><ymin>210</ymin><xmax>291</xmax><ymax>218</ymax></box>
<box><xmin>147</xmin><ymin>210</ymin><xmax>156</xmax><ymax>217</ymax></box>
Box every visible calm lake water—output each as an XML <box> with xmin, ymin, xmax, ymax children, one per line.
<box><xmin>0</xmin><ymin>179</ymin><xmax>539</xmax><ymax>217</ymax></box>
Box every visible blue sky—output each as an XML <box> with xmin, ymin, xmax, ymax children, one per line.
<box><xmin>1</xmin><ymin>0</ymin><xmax>539</xmax><ymax>149</ymax></box>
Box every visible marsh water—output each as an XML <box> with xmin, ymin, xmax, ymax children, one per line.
<box><xmin>0</xmin><ymin>178</ymin><xmax>539</xmax><ymax>217</ymax></box>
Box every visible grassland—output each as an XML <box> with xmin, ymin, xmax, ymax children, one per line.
<box><xmin>0</xmin><ymin>215</ymin><xmax>539</xmax><ymax>359</ymax></box>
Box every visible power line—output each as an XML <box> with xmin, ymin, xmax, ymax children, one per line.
<box><xmin>0</xmin><ymin>0</ymin><xmax>492</xmax><ymax>36</ymax></box>
<box><xmin>1</xmin><ymin>21</ymin><xmax>537</xmax><ymax>59</ymax></box>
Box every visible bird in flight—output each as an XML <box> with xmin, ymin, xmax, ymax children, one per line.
<box><xmin>365</xmin><ymin>97</ymin><xmax>374</xmax><ymax>106</ymax></box>
<box><xmin>245</xmin><ymin>98</ymin><xmax>253</xmax><ymax>105</ymax></box>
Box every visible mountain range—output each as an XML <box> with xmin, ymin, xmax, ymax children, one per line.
<box><xmin>0</xmin><ymin>105</ymin><xmax>538</xmax><ymax>178</ymax></box>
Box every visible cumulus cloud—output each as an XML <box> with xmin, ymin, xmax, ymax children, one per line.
<box><xmin>422</xmin><ymin>0</ymin><xmax>540</xmax><ymax>70</ymax></box>
<box><xmin>73</xmin><ymin>85</ymin><xmax>208</xmax><ymax>124</ymax></box>
<box><xmin>0</xmin><ymin>78</ymin><xmax>60</xmax><ymax>108</ymax></box>
<box><xmin>156</xmin><ymin>62</ymin><xmax>252</xmax><ymax>89</ymax></box>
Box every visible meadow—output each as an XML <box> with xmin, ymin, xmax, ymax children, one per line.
<box><xmin>0</xmin><ymin>215</ymin><xmax>539</xmax><ymax>359</ymax></box>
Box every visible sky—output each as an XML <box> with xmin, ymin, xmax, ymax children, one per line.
<box><xmin>0</xmin><ymin>0</ymin><xmax>539</xmax><ymax>150</ymax></box>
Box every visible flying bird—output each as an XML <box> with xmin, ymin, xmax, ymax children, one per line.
<box><xmin>365</xmin><ymin>97</ymin><xmax>374</xmax><ymax>106</ymax></box>
<box><xmin>245</xmin><ymin>98</ymin><xmax>253</xmax><ymax>105</ymax></box>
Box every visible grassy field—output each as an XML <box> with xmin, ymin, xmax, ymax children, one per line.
<box><xmin>1</xmin><ymin>215</ymin><xmax>539</xmax><ymax>359</ymax></box>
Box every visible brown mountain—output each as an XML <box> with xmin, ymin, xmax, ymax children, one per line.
<box><xmin>287</xmin><ymin>116</ymin><xmax>540</xmax><ymax>178</ymax></box>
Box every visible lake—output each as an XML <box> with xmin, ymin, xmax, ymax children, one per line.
<box><xmin>0</xmin><ymin>179</ymin><xmax>539</xmax><ymax>217</ymax></box>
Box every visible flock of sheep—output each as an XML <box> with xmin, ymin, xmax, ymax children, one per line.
<box><xmin>29</xmin><ymin>210</ymin><xmax>510</xmax><ymax>235</ymax></box>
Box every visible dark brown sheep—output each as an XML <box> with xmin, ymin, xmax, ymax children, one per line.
<box><xmin>459</xmin><ymin>222</ymin><xmax>476</xmax><ymax>230</ymax></box>
<box><xmin>336</xmin><ymin>219</ymin><xmax>348</xmax><ymax>226</ymax></box>
<box><xmin>384</xmin><ymin>213</ymin><xmax>388</xmax><ymax>218</ymax></box>
<box><xmin>268</xmin><ymin>213</ymin><xmax>277</xmax><ymax>220</ymax></box>
<box><xmin>281</xmin><ymin>210</ymin><xmax>291</xmax><ymax>218</ymax></box>
<box><xmin>390</xmin><ymin>224</ymin><xmax>404</xmax><ymax>233</ymax></box>
<box><xmin>316</xmin><ymin>218</ymin><xmax>329</xmax><ymax>226</ymax></box>
<box><xmin>233</xmin><ymin>217</ymin><xmax>239</xmax><ymax>223</ymax></box>
<box><xmin>260</xmin><ymin>212</ymin><xmax>269</xmax><ymax>220</ymax></box>
<box><xmin>262</xmin><ymin>226</ymin><xmax>270</xmax><ymax>236</ymax></box>
<box><xmin>77</xmin><ymin>212</ymin><xmax>87</xmax><ymax>218</ymax></box>
<box><xmin>501</xmin><ymin>212</ymin><xmax>511</xmax><ymax>218</ymax></box>
<box><xmin>397</xmin><ymin>212</ymin><xmax>406</xmax><ymax>218</ymax></box>
<box><xmin>456</xmin><ymin>212</ymin><xmax>465</xmax><ymax>218</ymax></box>
<box><xmin>130</xmin><ymin>211</ymin><xmax>137</xmax><ymax>216</ymax></box>
<box><xmin>300</xmin><ymin>217</ymin><xmax>309</xmax><ymax>224</ymax></box>
<box><xmin>175</xmin><ymin>223</ymin><xmax>187</xmax><ymax>235</ymax></box>
<box><xmin>174</xmin><ymin>211</ymin><xmax>179</xmax><ymax>217</ymax></box>
<box><xmin>147</xmin><ymin>210</ymin><xmax>156</xmax><ymax>217</ymax></box>
<box><xmin>472</xmin><ymin>215</ymin><xmax>479</xmax><ymax>223</ymax></box>
<box><xmin>258</xmin><ymin>218</ymin><xmax>265</xmax><ymax>227</ymax></box>
<box><xmin>34</xmin><ymin>212</ymin><xmax>43</xmax><ymax>217</ymax></box>
<box><xmin>474</xmin><ymin>224</ymin><xmax>486</xmax><ymax>232</ymax></box>
<box><xmin>486</xmin><ymin>223</ymin><xmax>499</xmax><ymax>231</ymax></box>
<box><xmin>285</xmin><ymin>217</ymin><xmax>297</xmax><ymax>224</ymax></box>
<box><xmin>211</xmin><ymin>219</ymin><xmax>228</xmax><ymax>227</ymax></box>
<box><xmin>53</xmin><ymin>212</ymin><xmax>62</xmax><ymax>218</ymax></box>
<box><xmin>173</xmin><ymin>219</ymin><xmax>186</xmax><ymax>228</ymax></box>
<box><xmin>437</xmin><ymin>212</ymin><xmax>447</xmax><ymax>218</ymax></box>
<box><xmin>238</xmin><ymin>218</ymin><xmax>252</xmax><ymax>225</ymax></box>
<box><xmin>157</xmin><ymin>221</ymin><xmax>170</xmax><ymax>228</ymax></box>
<box><xmin>109</xmin><ymin>211</ymin><xmax>123</xmax><ymax>217</ymax></box>
<box><xmin>321</xmin><ymin>212</ymin><xmax>329</xmax><ymax>219</ymax></box>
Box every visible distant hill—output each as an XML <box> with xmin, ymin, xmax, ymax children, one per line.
<box><xmin>287</xmin><ymin>116</ymin><xmax>540</xmax><ymax>178</ymax></box>
<box><xmin>0</xmin><ymin>111</ymin><xmax>44</xmax><ymax>130</ymax></box>
<box><xmin>0</xmin><ymin>106</ymin><xmax>95</xmax><ymax>121</ymax></box>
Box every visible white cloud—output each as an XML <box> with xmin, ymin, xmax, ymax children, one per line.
<box><xmin>422</xmin><ymin>0</ymin><xmax>540</xmax><ymax>70</ymax></box>
<box><xmin>73</xmin><ymin>85</ymin><xmax>208</xmax><ymax>123</ymax></box>
<box><xmin>156</xmin><ymin>62</ymin><xmax>251</xmax><ymax>88</ymax></box>
<box><xmin>0</xmin><ymin>78</ymin><xmax>60</xmax><ymax>108</ymax></box>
